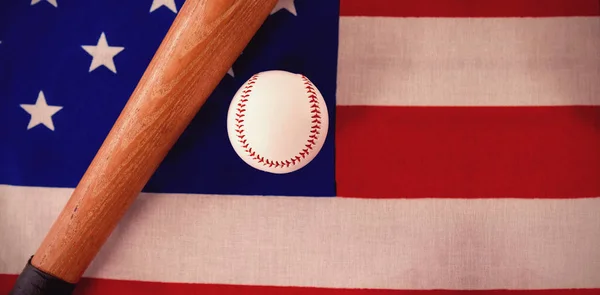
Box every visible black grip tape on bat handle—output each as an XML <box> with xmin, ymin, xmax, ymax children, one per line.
<box><xmin>8</xmin><ymin>256</ymin><xmax>76</xmax><ymax>295</ymax></box>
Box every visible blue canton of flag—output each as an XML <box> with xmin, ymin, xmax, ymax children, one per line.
<box><xmin>0</xmin><ymin>0</ymin><xmax>339</xmax><ymax>197</ymax></box>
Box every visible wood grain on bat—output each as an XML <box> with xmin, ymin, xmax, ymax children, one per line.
<box><xmin>30</xmin><ymin>0</ymin><xmax>277</xmax><ymax>283</ymax></box>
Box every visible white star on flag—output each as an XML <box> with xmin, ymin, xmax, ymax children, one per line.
<box><xmin>150</xmin><ymin>0</ymin><xmax>177</xmax><ymax>13</ymax></box>
<box><xmin>227</xmin><ymin>51</ymin><xmax>244</xmax><ymax>78</ymax></box>
<box><xmin>31</xmin><ymin>0</ymin><xmax>58</xmax><ymax>8</ymax></box>
<box><xmin>271</xmin><ymin>0</ymin><xmax>297</xmax><ymax>16</ymax></box>
<box><xmin>20</xmin><ymin>91</ymin><xmax>63</xmax><ymax>131</ymax></box>
<box><xmin>82</xmin><ymin>32</ymin><xmax>125</xmax><ymax>74</ymax></box>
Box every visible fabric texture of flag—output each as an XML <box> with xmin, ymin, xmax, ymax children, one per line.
<box><xmin>1</xmin><ymin>0</ymin><xmax>599</xmax><ymax>294</ymax></box>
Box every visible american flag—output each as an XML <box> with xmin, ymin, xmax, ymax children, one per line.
<box><xmin>1</xmin><ymin>0</ymin><xmax>599</xmax><ymax>294</ymax></box>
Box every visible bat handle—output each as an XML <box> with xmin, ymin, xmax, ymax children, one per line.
<box><xmin>9</xmin><ymin>257</ymin><xmax>75</xmax><ymax>295</ymax></box>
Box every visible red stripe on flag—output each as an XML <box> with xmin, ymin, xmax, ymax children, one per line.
<box><xmin>339</xmin><ymin>0</ymin><xmax>600</xmax><ymax>17</ymax></box>
<box><xmin>1</xmin><ymin>275</ymin><xmax>599</xmax><ymax>295</ymax></box>
<box><xmin>335</xmin><ymin>106</ymin><xmax>600</xmax><ymax>199</ymax></box>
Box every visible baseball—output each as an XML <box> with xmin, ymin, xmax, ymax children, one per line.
<box><xmin>226</xmin><ymin>70</ymin><xmax>329</xmax><ymax>174</ymax></box>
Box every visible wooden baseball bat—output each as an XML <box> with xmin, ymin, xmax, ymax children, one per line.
<box><xmin>9</xmin><ymin>0</ymin><xmax>278</xmax><ymax>294</ymax></box>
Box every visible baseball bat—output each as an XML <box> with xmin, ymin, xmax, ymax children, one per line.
<box><xmin>8</xmin><ymin>0</ymin><xmax>278</xmax><ymax>294</ymax></box>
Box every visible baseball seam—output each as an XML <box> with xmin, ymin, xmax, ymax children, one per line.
<box><xmin>234</xmin><ymin>74</ymin><xmax>322</xmax><ymax>169</ymax></box>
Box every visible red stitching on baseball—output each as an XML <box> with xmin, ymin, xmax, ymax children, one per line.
<box><xmin>234</xmin><ymin>74</ymin><xmax>323</xmax><ymax>169</ymax></box>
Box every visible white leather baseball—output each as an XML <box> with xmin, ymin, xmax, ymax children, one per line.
<box><xmin>227</xmin><ymin>70</ymin><xmax>329</xmax><ymax>174</ymax></box>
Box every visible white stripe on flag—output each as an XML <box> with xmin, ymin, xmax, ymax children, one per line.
<box><xmin>1</xmin><ymin>185</ymin><xmax>599</xmax><ymax>290</ymax></box>
<box><xmin>337</xmin><ymin>16</ymin><xmax>600</xmax><ymax>106</ymax></box>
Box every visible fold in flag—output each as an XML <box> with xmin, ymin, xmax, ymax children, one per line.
<box><xmin>1</xmin><ymin>0</ymin><xmax>599</xmax><ymax>294</ymax></box>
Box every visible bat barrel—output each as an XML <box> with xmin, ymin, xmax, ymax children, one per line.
<box><xmin>9</xmin><ymin>0</ymin><xmax>277</xmax><ymax>294</ymax></box>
